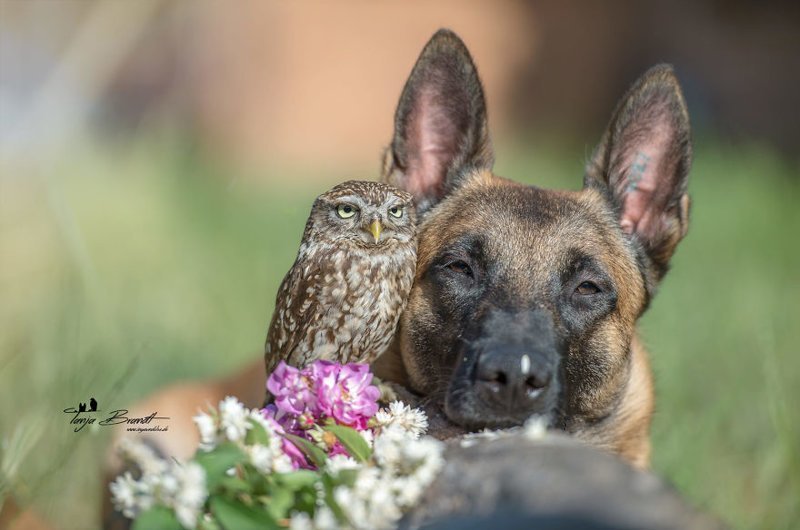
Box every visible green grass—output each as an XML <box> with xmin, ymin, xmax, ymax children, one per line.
<box><xmin>1</xmin><ymin>137</ymin><xmax>798</xmax><ymax>529</ymax></box>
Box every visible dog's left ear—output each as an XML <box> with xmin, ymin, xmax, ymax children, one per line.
<box><xmin>585</xmin><ymin>64</ymin><xmax>692</xmax><ymax>284</ymax></box>
<box><xmin>383</xmin><ymin>29</ymin><xmax>494</xmax><ymax>215</ymax></box>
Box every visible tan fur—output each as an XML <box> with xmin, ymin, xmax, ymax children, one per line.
<box><xmin>381</xmin><ymin>172</ymin><xmax>657</xmax><ymax>468</ymax></box>
<box><xmin>376</xmin><ymin>49</ymin><xmax>691</xmax><ymax>463</ymax></box>
<box><xmin>0</xmin><ymin>497</ymin><xmax>55</xmax><ymax>530</ymax></box>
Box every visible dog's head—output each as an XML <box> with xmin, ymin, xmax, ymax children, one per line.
<box><xmin>381</xmin><ymin>30</ymin><xmax>691</xmax><ymax>432</ymax></box>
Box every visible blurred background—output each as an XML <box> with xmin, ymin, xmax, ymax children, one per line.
<box><xmin>1</xmin><ymin>1</ymin><xmax>798</xmax><ymax>528</ymax></box>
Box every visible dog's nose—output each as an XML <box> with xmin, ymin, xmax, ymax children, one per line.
<box><xmin>475</xmin><ymin>348</ymin><xmax>553</xmax><ymax>409</ymax></box>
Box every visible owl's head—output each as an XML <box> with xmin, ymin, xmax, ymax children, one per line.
<box><xmin>310</xmin><ymin>180</ymin><xmax>416</xmax><ymax>247</ymax></box>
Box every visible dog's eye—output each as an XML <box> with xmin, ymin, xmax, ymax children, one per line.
<box><xmin>336</xmin><ymin>204</ymin><xmax>358</xmax><ymax>218</ymax></box>
<box><xmin>446</xmin><ymin>260</ymin><xmax>473</xmax><ymax>278</ymax></box>
<box><xmin>575</xmin><ymin>281</ymin><xmax>601</xmax><ymax>295</ymax></box>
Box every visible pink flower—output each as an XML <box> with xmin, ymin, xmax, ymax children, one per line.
<box><xmin>316</xmin><ymin>363</ymin><xmax>380</xmax><ymax>427</ymax></box>
<box><xmin>328</xmin><ymin>441</ymin><xmax>349</xmax><ymax>458</ymax></box>
<box><xmin>260</xmin><ymin>405</ymin><xmax>308</xmax><ymax>469</ymax></box>
<box><xmin>262</xmin><ymin>360</ymin><xmax>382</xmax><ymax>469</ymax></box>
<box><xmin>281</xmin><ymin>438</ymin><xmax>309</xmax><ymax>469</ymax></box>
<box><xmin>267</xmin><ymin>362</ymin><xmax>317</xmax><ymax>416</ymax></box>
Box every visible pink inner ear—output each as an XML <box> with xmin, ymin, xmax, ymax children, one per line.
<box><xmin>405</xmin><ymin>88</ymin><xmax>460</xmax><ymax>200</ymax></box>
<box><xmin>618</xmin><ymin>127</ymin><xmax>672</xmax><ymax>239</ymax></box>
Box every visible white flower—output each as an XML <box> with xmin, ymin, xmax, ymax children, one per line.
<box><xmin>112</xmin><ymin>398</ymin><xmax>447</xmax><ymax>529</ymax></box>
<box><xmin>333</xmin><ymin>485</ymin><xmax>360</xmax><ymax>519</ymax></box>
<box><xmin>374</xmin><ymin>409</ymin><xmax>391</xmax><ymax>425</ymax></box>
<box><xmin>313</xmin><ymin>506</ymin><xmax>338</xmax><ymax>530</ymax></box>
<box><xmin>243</xmin><ymin>409</ymin><xmax>296</xmax><ymax>472</ymax></box>
<box><xmin>288</xmin><ymin>511</ymin><xmax>313</xmax><ymax>530</ymax></box>
<box><xmin>110</xmin><ymin>472</ymin><xmax>141</xmax><ymax>518</ymax></box>
<box><xmin>333</xmin><ymin>465</ymin><xmax>413</xmax><ymax>530</ymax></box>
<box><xmin>192</xmin><ymin>411</ymin><xmax>218</xmax><ymax>451</ymax></box>
<box><xmin>172</xmin><ymin>462</ymin><xmax>207</xmax><ymax>529</ymax></box>
<box><xmin>372</xmin><ymin>424</ymin><xmax>411</xmax><ymax>468</ymax></box>
<box><xmin>174</xmin><ymin>504</ymin><xmax>198</xmax><ymax>530</ymax></box>
<box><xmin>375</xmin><ymin>401</ymin><xmax>428</xmax><ymax>439</ymax></box>
<box><xmin>392</xmin><ymin>475</ymin><xmax>424</xmax><ymax>507</ymax></box>
<box><xmin>391</xmin><ymin>401</ymin><xmax>429</xmax><ymax>438</ymax></box>
<box><xmin>359</xmin><ymin>428</ymin><xmax>374</xmax><ymax>448</ymax></box>
<box><xmin>352</xmin><ymin>467</ymin><xmax>380</xmax><ymax>497</ymax></box>
<box><xmin>110</xmin><ymin>470</ymin><xmax>158</xmax><ymax>518</ymax></box>
<box><xmin>218</xmin><ymin>396</ymin><xmax>250</xmax><ymax>442</ymax></box>
<box><xmin>248</xmin><ymin>444</ymin><xmax>275</xmax><ymax>474</ymax></box>
<box><xmin>247</xmin><ymin>442</ymin><xmax>294</xmax><ymax>474</ymax></box>
<box><xmin>176</xmin><ymin>462</ymin><xmax>207</xmax><ymax>505</ymax></box>
<box><xmin>402</xmin><ymin>435</ymin><xmax>443</xmax><ymax>462</ymax></box>
<box><xmin>118</xmin><ymin>438</ymin><xmax>168</xmax><ymax>475</ymax></box>
<box><xmin>364</xmin><ymin>480</ymin><xmax>400</xmax><ymax>529</ymax></box>
<box><xmin>156</xmin><ymin>473</ymin><xmax>180</xmax><ymax>497</ymax></box>
<box><xmin>325</xmin><ymin>454</ymin><xmax>359</xmax><ymax>475</ymax></box>
<box><xmin>272</xmin><ymin>452</ymin><xmax>295</xmax><ymax>474</ymax></box>
<box><xmin>247</xmin><ymin>408</ymin><xmax>275</xmax><ymax>436</ymax></box>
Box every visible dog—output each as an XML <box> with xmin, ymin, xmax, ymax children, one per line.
<box><xmin>374</xmin><ymin>29</ymin><xmax>691</xmax><ymax>469</ymax></box>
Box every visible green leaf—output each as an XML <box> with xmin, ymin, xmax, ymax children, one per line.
<box><xmin>293</xmin><ymin>486</ymin><xmax>318</xmax><ymax>514</ymax></box>
<box><xmin>132</xmin><ymin>506</ymin><xmax>183</xmax><ymax>530</ymax></box>
<box><xmin>195</xmin><ymin>442</ymin><xmax>247</xmax><ymax>490</ymax></box>
<box><xmin>241</xmin><ymin>463</ymin><xmax>273</xmax><ymax>495</ymax></box>
<box><xmin>265</xmin><ymin>487</ymin><xmax>294</xmax><ymax>520</ymax></box>
<box><xmin>219</xmin><ymin>476</ymin><xmax>250</xmax><ymax>494</ymax></box>
<box><xmin>333</xmin><ymin>468</ymin><xmax>359</xmax><ymax>486</ymax></box>
<box><xmin>244</xmin><ymin>419</ymin><xmax>271</xmax><ymax>446</ymax></box>
<box><xmin>323</xmin><ymin>424</ymin><xmax>372</xmax><ymax>462</ymax></box>
<box><xmin>210</xmin><ymin>496</ymin><xmax>280</xmax><ymax>530</ymax></box>
<box><xmin>197</xmin><ymin>514</ymin><xmax>223</xmax><ymax>530</ymax></box>
<box><xmin>320</xmin><ymin>473</ymin><xmax>347</xmax><ymax>523</ymax></box>
<box><xmin>283</xmin><ymin>434</ymin><xmax>327</xmax><ymax>469</ymax></box>
<box><xmin>276</xmin><ymin>469</ymin><xmax>319</xmax><ymax>491</ymax></box>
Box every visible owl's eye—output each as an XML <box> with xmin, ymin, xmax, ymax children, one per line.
<box><xmin>388</xmin><ymin>205</ymin><xmax>404</xmax><ymax>218</ymax></box>
<box><xmin>336</xmin><ymin>204</ymin><xmax>358</xmax><ymax>219</ymax></box>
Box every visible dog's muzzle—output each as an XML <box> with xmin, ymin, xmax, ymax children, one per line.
<box><xmin>445</xmin><ymin>308</ymin><xmax>561</xmax><ymax>428</ymax></box>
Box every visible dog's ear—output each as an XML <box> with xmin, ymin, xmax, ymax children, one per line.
<box><xmin>383</xmin><ymin>29</ymin><xmax>494</xmax><ymax>215</ymax></box>
<box><xmin>585</xmin><ymin>64</ymin><xmax>692</xmax><ymax>284</ymax></box>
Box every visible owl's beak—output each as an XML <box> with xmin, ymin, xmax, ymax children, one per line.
<box><xmin>369</xmin><ymin>219</ymin><xmax>383</xmax><ymax>243</ymax></box>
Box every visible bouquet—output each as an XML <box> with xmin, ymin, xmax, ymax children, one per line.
<box><xmin>110</xmin><ymin>361</ymin><xmax>444</xmax><ymax>530</ymax></box>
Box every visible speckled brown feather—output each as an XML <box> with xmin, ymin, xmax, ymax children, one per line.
<box><xmin>265</xmin><ymin>180</ymin><xmax>417</xmax><ymax>374</ymax></box>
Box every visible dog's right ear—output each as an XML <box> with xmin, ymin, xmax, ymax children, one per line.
<box><xmin>383</xmin><ymin>29</ymin><xmax>494</xmax><ymax>215</ymax></box>
<box><xmin>585</xmin><ymin>64</ymin><xmax>692</xmax><ymax>287</ymax></box>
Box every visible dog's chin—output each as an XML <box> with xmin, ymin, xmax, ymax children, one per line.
<box><xmin>443</xmin><ymin>382</ymin><xmax>554</xmax><ymax>431</ymax></box>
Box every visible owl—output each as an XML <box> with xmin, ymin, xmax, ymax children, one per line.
<box><xmin>265</xmin><ymin>180</ymin><xmax>417</xmax><ymax>375</ymax></box>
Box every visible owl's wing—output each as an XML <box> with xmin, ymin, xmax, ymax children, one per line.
<box><xmin>265</xmin><ymin>259</ymin><xmax>325</xmax><ymax>373</ymax></box>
